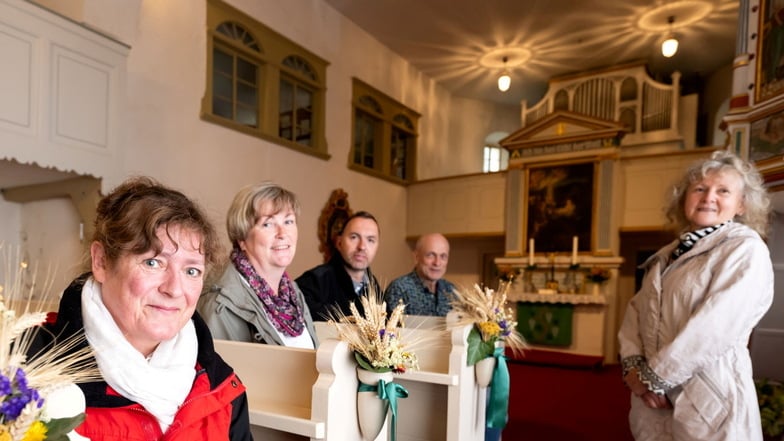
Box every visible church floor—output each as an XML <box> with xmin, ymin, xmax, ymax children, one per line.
<box><xmin>504</xmin><ymin>359</ymin><xmax>633</xmax><ymax>440</ymax></box>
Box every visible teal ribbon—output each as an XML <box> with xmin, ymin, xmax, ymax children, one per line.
<box><xmin>486</xmin><ymin>346</ymin><xmax>510</xmax><ymax>429</ymax></box>
<box><xmin>358</xmin><ymin>378</ymin><xmax>409</xmax><ymax>441</ymax></box>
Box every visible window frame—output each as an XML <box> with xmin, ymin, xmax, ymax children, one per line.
<box><xmin>201</xmin><ymin>0</ymin><xmax>330</xmax><ymax>159</ymax></box>
<box><xmin>350</xmin><ymin>78</ymin><xmax>420</xmax><ymax>184</ymax></box>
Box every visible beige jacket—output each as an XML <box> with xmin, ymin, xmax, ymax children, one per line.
<box><xmin>618</xmin><ymin>222</ymin><xmax>774</xmax><ymax>441</ymax></box>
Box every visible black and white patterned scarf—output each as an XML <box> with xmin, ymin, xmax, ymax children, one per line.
<box><xmin>671</xmin><ymin>220</ymin><xmax>732</xmax><ymax>261</ymax></box>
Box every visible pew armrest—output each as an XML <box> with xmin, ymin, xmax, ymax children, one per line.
<box><xmin>248</xmin><ymin>401</ymin><xmax>325</xmax><ymax>439</ymax></box>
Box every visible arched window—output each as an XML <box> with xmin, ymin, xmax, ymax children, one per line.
<box><xmin>211</xmin><ymin>22</ymin><xmax>261</xmax><ymax>127</ymax></box>
<box><xmin>279</xmin><ymin>56</ymin><xmax>318</xmax><ymax>146</ymax></box>
<box><xmin>350</xmin><ymin>79</ymin><xmax>419</xmax><ymax>184</ymax></box>
<box><xmin>482</xmin><ymin>131</ymin><xmax>509</xmax><ymax>173</ymax></box>
<box><xmin>203</xmin><ymin>0</ymin><xmax>329</xmax><ymax>158</ymax></box>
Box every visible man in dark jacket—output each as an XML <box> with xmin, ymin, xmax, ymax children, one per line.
<box><xmin>296</xmin><ymin>211</ymin><xmax>381</xmax><ymax>320</ymax></box>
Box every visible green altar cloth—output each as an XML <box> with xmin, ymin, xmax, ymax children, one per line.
<box><xmin>516</xmin><ymin>303</ymin><xmax>573</xmax><ymax>346</ymax></box>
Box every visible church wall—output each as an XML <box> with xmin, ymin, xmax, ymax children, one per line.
<box><xmin>0</xmin><ymin>199</ymin><xmax>20</xmax><ymax>246</ymax></box>
<box><xmin>619</xmin><ymin>151</ymin><xmax>714</xmax><ymax>228</ymax></box>
<box><xmin>19</xmin><ymin>199</ymin><xmax>85</xmax><ymax>298</ymax></box>
<box><xmin>703</xmin><ymin>63</ymin><xmax>734</xmax><ymax>147</ymax></box>
<box><xmin>431</xmin><ymin>97</ymin><xmax>519</xmax><ymax>180</ymax></box>
<box><xmin>8</xmin><ymin>0</ymin><xmax>518</xmax><ymax>287</ymax></box>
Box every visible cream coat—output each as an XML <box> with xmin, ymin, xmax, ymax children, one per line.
<box><xmin>618</xmin><ymin>222</ymin><xmax>774</xmax><ymax>441</ymax></box>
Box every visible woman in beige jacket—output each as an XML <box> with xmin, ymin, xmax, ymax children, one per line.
<box><xmin>618</xmin><ymin>150</ymin><xmax>774</xmax><ymax>440</ymax></box>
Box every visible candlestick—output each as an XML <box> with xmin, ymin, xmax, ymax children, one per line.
<box><xmin>571</xmin><ymin>236</ymin><xmax>578</xmax><ymax>265</ymax></box>
<box><xmin>528</xmin><ymin>238</ymin><xmax>535</xmax><ymax>266</ymax></box>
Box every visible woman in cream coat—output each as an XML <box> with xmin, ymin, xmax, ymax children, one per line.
<box><xmin>618</xmin><ymin>151</ymin><xmax>774</xmax><ymax>440</ymax></box>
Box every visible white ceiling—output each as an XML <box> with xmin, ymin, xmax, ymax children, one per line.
<box><xmin>324</xmin><ymin>0</ymin><xmax>740</xmax><ymax>106</ymax></box>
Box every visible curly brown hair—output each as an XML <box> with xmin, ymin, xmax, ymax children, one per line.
<box><xmin>91</xmin><ymin>176</ymin><xmax>220</xmax><ymax>270</ymax></box>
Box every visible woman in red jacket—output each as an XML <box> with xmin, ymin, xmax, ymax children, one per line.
<box><xmin>29</xmin><ymin>177</ymin><xmax>252</xmax><ymax>441</ymax></box>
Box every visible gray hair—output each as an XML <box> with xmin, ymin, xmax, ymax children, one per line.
<box><xmin>665</xmin><ymin>150</ymin><xmax>770</xmax><ymax>237</ymax></box>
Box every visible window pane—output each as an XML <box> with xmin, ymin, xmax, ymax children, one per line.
<box><xmin>237</xmin><ymin>81</ymin><xmax>257</xmax><ymax>107</ymax></box>
<box><xmin>280</xmin><ymin>79</ymin><xmax>293</xmax><ymax>112</ymax></box>
<box><xmin>295</xmin><ymin>87</ymin><xmax>313</xmax><ymax>146</ymax></box>
<box><xmin>482</xmin><ymin>146</ymin><xmax>508</xmax><ymax>173</ymax></box>
<box><xmin>279</xmin><ymin>79</ymin><xmax>294</xmax><ymax>140</ymax></box>
<box><xmin>213</xmin><ymin>48</ymin><xmax>233</xmax><ymax>75</ymax></box>
<box><xmin>213</xmin><ymin>96</ymin><xmax>233</xmax><ymax>119</ymax></box>
<box><xmin>213</xmin><ymin>73</ymin><xmax>233</xmax><ymax>100</ymax></box>
<box><xmin>354</xmin><ymin>110</ymin><xmax>376</xmax><ymax>168</ymax></box>
<box><xmin>236</xmin><ymin>57</ymin><xmax>257</xmax><ymax>84</ymax></box>
<box><xmin>391</xmin><ymin>127</ymin><xmax>408</xmax><ymax>179</ymax></box>
<box><xmin>236</xmin><ymin>104</ymin><xmax>258</xmax><ymax>127</ymax></box>
<box><xmin>489</xmin><ymin>147</ymin><xmax>500</xmax><ymax>172</ymax></box>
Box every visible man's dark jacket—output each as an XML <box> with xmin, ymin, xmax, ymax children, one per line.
<box><xmin>296</xmin><ymin>254</ymin><xmax>380</xmax><ymax>321</ymax></box>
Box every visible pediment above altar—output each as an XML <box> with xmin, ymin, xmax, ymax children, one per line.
<box><xmin>501</xmin><ymin>111</ymin><xmax>625</xmax><ymax>151</ymax></box>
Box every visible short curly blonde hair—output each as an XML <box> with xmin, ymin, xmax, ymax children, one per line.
<box><xmin>665</xmin><ymin>150</ymin><xmax>771</xmax><ymax>237</ymax></box>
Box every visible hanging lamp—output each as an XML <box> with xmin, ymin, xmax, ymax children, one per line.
<box><xmin>661</xmin><ymin>15</ymin><xmax>679</xmax><ymax>58</ymax></box>
<box><xmin>497</xmin><ymin>56</ymin><xmax>511</xmax><ymax>92</ymax></box>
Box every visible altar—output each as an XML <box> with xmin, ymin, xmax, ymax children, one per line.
<box><xmin>497</xmin><ymin>255</ymin><xmax>622</xmax><ymax>365</ymax></box>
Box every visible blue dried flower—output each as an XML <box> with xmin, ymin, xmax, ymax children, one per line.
<box><xmin>0</xmin><ymin>374</ymin><xmax>11</xmax><ymax>395</ymax></box>
<box><xmin>0</xmin><ymin>368</ymin><xmax>44</xmax><ymax>420</ymax></box>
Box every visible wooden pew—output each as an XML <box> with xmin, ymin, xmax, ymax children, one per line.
<box><xmin>315</xmin><ymin>315</ymin><xmax>486</xmax><ymax>441</ymax></box>
<box><xmin>216</xmin><ymin>315</ymin><xmax>486</xmax><ymax>441</ymax></box>
<box><xmin>214</xmin><ymin>338</ymin><xmax>364</xmax><ymax>441</ymax></box>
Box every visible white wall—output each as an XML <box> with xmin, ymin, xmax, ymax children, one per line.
<box><xmin>20</xmin><ymin>198</ymin><xmax>86</xmax><ymax>297</ymax></box>
<box><xmin>432</xmin><ymin>96</ymin><xmax>519</xmax><ymax>179</ymax></box>
<box><xmin>15</xmin><ymin>0</ymin><xmax>517</xmax><ymax>287</ymax></box>
<box><xmin>0</xmin><ymin>198</ymin><xmax>21</xmax><ymax>246</ymax></box>
<box><xmin>703</xmin><ymin>63</ymin><xmax>733</xmax><ymax>147</ymax></box>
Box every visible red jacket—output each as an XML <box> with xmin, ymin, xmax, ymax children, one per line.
<box><xmin>76</xmin><ymin>365</ymin><xmax>247</xmax><ymax>441</ymax></box>
<box><xmin>29</xmin><ymin>274</ymin><xmax>252</xmax><ymax>441</ymax></box>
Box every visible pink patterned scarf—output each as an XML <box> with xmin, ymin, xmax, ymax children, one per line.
<box><xmin>231</xmin><ymin>248</ymin><xmax>305</xmax><ymax>337</ymax></box>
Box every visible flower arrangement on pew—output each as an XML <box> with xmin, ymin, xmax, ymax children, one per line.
<box><xmin>449</xmin><ymin>283</ymin><xmax>526</xmax><ymax>366</ymax></box>
<box><xmin>0</xmin><ymin>247</ymin><xmax>100</xmax><ymax>441</ymax></box>
<box><xmin>327</xmin><ymin>286</ymin><xmax>417</xmax><ymax>441</ymax></box>
<box><xmin>327</xmin><ymin>287</ymin><xmax>418</xmax><ymax>374</ymax></box>
<box><xmin>448</xmin><ymin>282</ymin><xmax>527</xmax><ymax>431</ymax></box>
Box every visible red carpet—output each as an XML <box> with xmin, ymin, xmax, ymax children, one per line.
<box><xmin>503</xmin><ymin>356</ymin><xmax>634</xmax><ymax>441</ymax></box>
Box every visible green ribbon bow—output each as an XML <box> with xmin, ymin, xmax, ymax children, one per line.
<box><xmin>486</xmin><ymin>346</ymin><xmax>510</xmax><ymax>429</ymax></box>
<box><xmin>358</xmin><ymin>378</ymin><xmax>409</xmax><ymax>441</ymax></box>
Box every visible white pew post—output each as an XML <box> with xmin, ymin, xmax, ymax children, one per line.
<box><xmin>312</xmin><ymin>338</ymin><xmax>389</xmax><ymax>441</ymax></box>
<box><xmin>446</xmin><ymin>315</ymin><xmax>487</xmax><ymax>440</ymax></box>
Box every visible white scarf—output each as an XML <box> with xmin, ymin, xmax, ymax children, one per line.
<box><xmin>81</xmin><ymin>277</ymin><xmax>198</xmax><ymax>433</ymax></box>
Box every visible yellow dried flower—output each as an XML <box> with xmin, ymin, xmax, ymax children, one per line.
<box><xmin>21</xmin><ymin>421</ymin><xmax>47</xmax><ymax>441</ymax></box>
<box><xmin>449</xmin><ymin>283</ymin><xmax>527</xmax><ymax>365</ymax></box>
<box><xmin>477</xmin><ymin>321</ymin><xmax>501</xmax><ymax>340</ymax></box>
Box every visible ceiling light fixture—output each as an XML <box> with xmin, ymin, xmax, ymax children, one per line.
<box><xmin>661</xmin><ymin>15</ymin><xmax>679</xmax><ymax>58</ymax></box>
<box><xmin>498</xmin><ymin>56</ymin><xmax>511</xmax><ymax>92</ymax></box>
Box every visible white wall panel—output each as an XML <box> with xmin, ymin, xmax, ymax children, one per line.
<box><xmin>0</xmin><ymin>0</ymin><xmax>127</xmax><ymax>192</ymax></box>
<box><xmin>51</xmin><ymin>45</ymin><xmax>110</xmax><ymax>149</ymax></box>
<box><xmin>0</xmin><ymin>22</ymin><xmax>34</xmax><ymax>133</ymax></box>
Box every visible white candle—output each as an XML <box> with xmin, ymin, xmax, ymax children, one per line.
<box><xmin>571</xmin><ymin>236</ymin><xmax>578</xmax><ymax>265</ymax></box>
<box><xmin>529</xmin><ymin>238</ymin><xmax>535</xmax><ymax>266</ymax></box>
